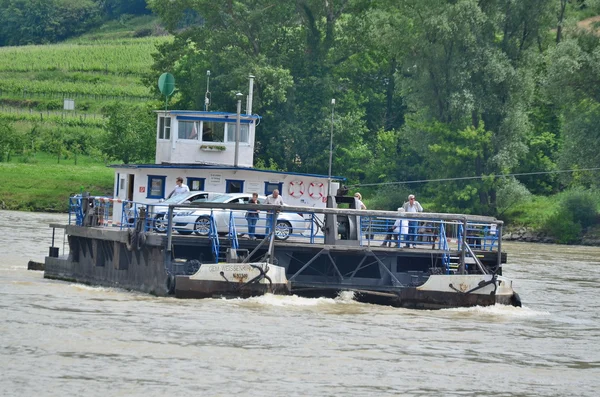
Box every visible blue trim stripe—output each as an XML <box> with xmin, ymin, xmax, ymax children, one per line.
<box><xmin>168</xmin><ymin>110</ymin><xmax>261</xmax><ymax>120</ymax></box>
<box><xmin>177</xmin><ymin>115</ymin><xmax>254</xmax><ymax>124</ymax></box>
<box><xmin>109</xmin><ymin>164</ymin><xmax>346</xmax><ymax>181</ymax></box>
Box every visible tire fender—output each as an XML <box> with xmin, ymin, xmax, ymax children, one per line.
<box><xmin>126</xmin><ymin>229</ymin><xmax>136</xmax><ymax>251</ymax></box>
<box><xmin>136</xmin><ymin>232</ymin><xmax>147</xmax><ymax>251</ymax></box>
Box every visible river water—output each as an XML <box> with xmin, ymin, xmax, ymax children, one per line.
<box><xmin>1</xmin><ymin>209</ymin><xmax>598</xmax><ymax>396</ymax></box>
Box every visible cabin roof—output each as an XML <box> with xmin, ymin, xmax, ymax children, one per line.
<box><xmin>108</xmin><ymin>163</ymin><xmax>346</xmax><ymax>180</ymax></box>
<box><xmin>159</xmin><ymin>110</ymin><xmax>261</xmax><ymax>120</ymax></box>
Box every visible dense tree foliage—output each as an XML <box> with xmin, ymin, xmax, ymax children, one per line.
<box><xmin>0</xmin><ymin>0</ymin><xmax>150</xmax><ymax>46</ymax></box>
<box><xmin>144</xmin><ymin>0</ymin><xmax>600</xmax><ymax>216</ymax></box>
<box><xmin>3</xmin><ymin>0</ymin><xmax>600</xmax><ymax>220</ymax></box>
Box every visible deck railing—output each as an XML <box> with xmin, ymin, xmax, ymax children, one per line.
<box><xmin>67</xmin><ymin>195</ymin><xmax>503</xmax><ymax>256</ymax></box>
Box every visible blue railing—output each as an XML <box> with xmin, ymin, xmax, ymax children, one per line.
<box><xmin>228</xmin><ymin>211</ymin><xmax>239</xmax><ymax>250</ymax></box>
<box><xmin>209</xmin><ymin>210</ymin><xmax>219</xmax><ymax>263</ymax></box>
<box><xmin>439</xmin><ymin>224</ymin><xmax>451</xmax><ymax>274</ymax></box>
<box><xmin>65</xmin><ymin>195</ymin><xmax>501</xmax><ymax>258</ymax></box>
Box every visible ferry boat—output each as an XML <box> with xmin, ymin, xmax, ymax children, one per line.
<box><xmin>43</xmin><ymin>76</ymin><xmax>521</xmax><ymax>309</ymax></box>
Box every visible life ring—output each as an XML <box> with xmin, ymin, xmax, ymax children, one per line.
<box><xmin>308</xmin><ymin>182</ymin><xmax>325</xmax><ymax>200</ymax></box>
<box><xmin>288</xmin><ymin>180</ymin><xmax>305</xmax><ymax>197</ymax></box>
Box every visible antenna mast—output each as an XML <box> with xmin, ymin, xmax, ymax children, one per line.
<box><xmin>205</xmin><ymin>70</ymin><xmax>211</xmax><ymax>111</ymax></box>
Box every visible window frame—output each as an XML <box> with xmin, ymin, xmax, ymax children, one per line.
<box><xmin>187</xmin><ymin>177</ymin><xmax>205</xmax><ymax>191</ymax></box>
<box><xmin>158</xmin><ymin>116</ymin><xmax>171</xmax><ymax>140</ymax></box>
<box><xmin>226</xmin><ymin>179</ymin><xmax>245</xmax><ymax>194</ymax></box>
<box><xmin>264</xmin><ymin>182</ymin><xmax>283</xmax><ymax>196</ymax></box>
<box><xmin>147</xmin><ymin>175</ymin><xmax>167</xmax><ymax>199</ymax></box>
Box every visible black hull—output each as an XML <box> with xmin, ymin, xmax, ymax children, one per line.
<box><xmin>292</xmin><ymin>286</ymin><xmax>520</xmax><ymax>309</ymax></box>
<box><xmin>175</xmin><ymin>276</ymin><xmax>290</xmax><ymax>299</ymax></box>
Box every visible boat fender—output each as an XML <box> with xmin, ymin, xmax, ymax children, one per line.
<box><xmin>136</xmin><ymin>232</ymin><xmax>147</xmax><ymax>251</ymax></box>
<box><xmin>125</xmin><ymin>229</ymin><xmax>136</xmax><ymax>251</ymax></box>
<box><xmin>185</xmin><ymin>259</ymin><xmax>202</xmax><ymax>275</ymax></box>
<box><xmin>511</xmin><ymin>292</ymin><xmax>522</xmax><ymax>307</ymax></box>
<box><xmin>166</xmin><ymin>274</ymin><xmax>176</xmax><ymax>295</ymax></box>
<box><xmin>288</xmin><ymin>180</ymin><xmax>305</xmax><ymax>197</ymax></box>
<box><xmin>308</xmin><ymin>182</ymin><xmax>325</xmax><ymax>200</ymax></box>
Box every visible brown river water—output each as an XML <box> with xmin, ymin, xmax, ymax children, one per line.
<box><xmin>0</xmin><ymin>209</ymin><xmax>599</xmax><ymax>396</ymax></box>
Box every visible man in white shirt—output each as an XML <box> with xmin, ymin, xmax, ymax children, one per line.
<box><xmin>402</xmin><ymin>194</ymin><xmax>423</xmax><ymax>247</ymax></box>
<box><xmin>265</xmin><ymin>189</ymin><xmax>284</xmax><ymax>205</ymax></box>
<box><xmin>264</xmin><ymin>189</ymin><xmax>283</xmax><ymax>237</ymax></box>
<box><xmin>168</xmin><ymin>177</ymin><xmax>190</xmax><ymax>198</ymax></box>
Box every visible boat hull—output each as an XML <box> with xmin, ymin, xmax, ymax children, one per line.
<box><xmin>174</xmin><ymin>262</ymin><xmax>290</xmax><ymax>299</ymax></box>
<box><xmin>292</xmin><ymin>275</ymin><xmax>520</xmax><ymax>309</ymax></box>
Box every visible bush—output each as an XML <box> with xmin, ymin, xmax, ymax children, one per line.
<box><xmin>566</xmin><ymin>188</ymin><xmax>598</xmax><ymax>228</ymax></box>
<box><xmin>543</xmin><ymin>211</ymin><xmax>582</xmax><ymax>244</ymax></box>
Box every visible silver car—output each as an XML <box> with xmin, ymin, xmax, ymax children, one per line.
<box><xmin>144</xmin><ymin>191</ymin><xmax>221</xmax><ymax>232</ymax></box>
<box><xmin>171</xmin><ymin>193</ymin><xmax>306</xmax><ymax>240</ymax></box>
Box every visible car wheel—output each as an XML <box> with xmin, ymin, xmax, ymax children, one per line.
<box><xmin>153</xmin><ymin>214</ymin><xmax>167</xmax><ymax>233</ymax></box>
<box><xmin>194</xmin><ymin>216</ymin><xmax>211</xmax><ymax>236</ymax></box>
<box><xmin>274</xmin><ymin>220</ymin><xmax>292</xmax><ymax>241</ymax></box>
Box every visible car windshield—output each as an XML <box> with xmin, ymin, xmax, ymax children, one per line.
<box><xmin>207</xmin><ymin>194</ymin><xmax>234</xmax><ymax>203</ymax></box>
<box><xmin>162</xmin><ymin>194</ymin><xmax>191</xmax><ymax>204</ymax></box>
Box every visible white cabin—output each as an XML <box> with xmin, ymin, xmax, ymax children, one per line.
<box><xmin>110</xmin><ymin>108</ymin><xmax>342</xmax><ymax>217</ymax></box>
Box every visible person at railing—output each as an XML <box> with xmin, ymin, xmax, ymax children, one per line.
<box><xmin>167</xmin><ymin>177</ymin><xmax>190</xmax><ymax>199</ymax></box>
<box><xmin>402</xmin><ymin>194</ymin><xmax>423</xmax><ymax>248</ymax></box>
<box><xmin>245</xmin><ymin>193</ymin><xmax>260</xmax><ymax>240</ymax></box>
<box><xmin>265</xmin><ymin>189</ymin><xmax>284</xmax><ymax>205</ymax></box>
<box><xmin>264</xmin><ymin>189</ymin><xmax>284</xmax><ymax>237</ymax></box>
<box><xmin>354</xmin><ymin>192</ymin><xmax>367</xmax><ymax>210</ymax></box>
<box><xmin>381</xmin><ymin>208</ymin><xmax>407</xmax><ymax>247</ymax></box>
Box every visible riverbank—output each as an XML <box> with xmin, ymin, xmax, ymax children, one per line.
<box><xmin>0</xmin><ymin>153</ymin><xmax>113</xmax><ymax>212</ymax></box>
<box><xmin>503</xmin><ymin>225</ymin><xmax>600</xmax><ymax>246</ymax></box>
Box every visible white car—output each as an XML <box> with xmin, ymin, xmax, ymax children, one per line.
<box><xmin>171</xmin><ymin>193</ymin><xmax>307</xmax><ymax>240</ymax></box>
<box><xmin>144</xmin><ymin>191</ymin><xmax>222</xmax><ymax>232</ymax></box>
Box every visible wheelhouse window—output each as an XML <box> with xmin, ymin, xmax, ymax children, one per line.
<box><xmin>264</xmin><ymin>182</ymin><xmax>283</xmax><ymax>196</ymax></box>
<box><xmin>226</xmin><ymin>123</ymin><xmax>249</xmax><ymax>143</ymax></box>
<box><xmin>201</xmin><ymin>121</ymin><xmax>225</xmax><ymax>142</ymax></box>
<box><xmin>178</xmin><ymin>121</ymin><xmax>199</xmax><ymax>140</ymax></box>
<box><xmin>187</xmin><ymin>177</ymin><xmax>205</xmax><ymax>191</ymax></box>
<box><xmin>158</xmin><ymin>116</ymin><xmax>171</xmax><ymax>140</ymax></box>
<box><xmin>226</xmin><ymin>179</ymin><xmax>244</xmax><ymax>193</ymax></box>
<box><xmin>147</xmin><ymin>175</ymin><xmax>166</xmax><ymax>199</ymax></box>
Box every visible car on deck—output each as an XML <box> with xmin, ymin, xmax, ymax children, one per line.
<box><xmin>171</xmin><ymin>193</ymin><xmax>307</xmax><ymax>240</ymax></box>
<box><xmin>143</xmin><ymin>191</ymin><xmax>221</xmax><ymax>232</ymax></box>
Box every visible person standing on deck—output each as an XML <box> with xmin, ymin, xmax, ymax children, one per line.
<box><xmin>167</xmin><ymin>177</ymin><xmax>190</xmax><ymax>198</ymax></box>
<box><xmin>265</xmin><ymin>189</ymin><xmax>284</xmax><ymax>206</ymax></box>
<box><xmin>382</xmin><ymin>207</ymin><xmax>407</xmax><ymax>247</ymax></box>
<box><xmin>354</xmin><ymin>192</ymin><xmax>367</xmax><ymax>210</ymax></box>
<box><xmin>245</xmin><ymin>193</ymin><xmax>260</xmax><ymax>240</ymax></box>
<box><xmin>264</xmin><ymin>189</ymin><xmax>284</xmax><ymax>237</ymax></box>
<box><xmin>403</xmin><ymin>194</ymin><xmax>423</xmax><ymax>247</ymax></box>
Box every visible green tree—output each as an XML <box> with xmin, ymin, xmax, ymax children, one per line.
<box><xmin>100</xmin><ymin>102</ymin><xmax>156</xmax><ymax>164</ymax></box>
<box><xmin>375</xmin><ymin>0</ymin><xmax>557</xmax><ymax>214</ymax></box>
<box><xmin>545</xmin><ymin>31</ymin><xmax>600</xmax><ymax>188</ymax></box>
<box><xmin>0</xmin><ymin>119</ymin><xmax>21</xmax><ymax>162</ymax></box>
<box><xmin>147</xmin><ymin>0</ymin><xmax>388</xmax><ymax>177</ymax></box>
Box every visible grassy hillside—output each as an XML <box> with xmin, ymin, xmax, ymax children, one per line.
<box><xmin>0</xmin><ymin>153</ymin><xmax>114</xmax><ymax>212</ymax></box>
<box><xmin>0</xmin><ymin>16</ymin><xmax>169</xmax><ymax>120</ymax></box>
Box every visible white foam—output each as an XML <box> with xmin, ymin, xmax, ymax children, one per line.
<box><xmin>238</xmin><ymin>291</ymin><xmax>359</xmax><ymax>307</ymax></box>
<box><xmin>68</xmin><ymin>283</ymin><xmax>118</xmax><ymax>293</ymax></box>
<box><xmin>444</xmin><ymin>304</ymin><xmax>551</xmax><ymax>317</ymax></box>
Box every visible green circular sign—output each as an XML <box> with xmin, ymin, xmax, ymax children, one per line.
<box><xmin>158</xmin><ymin>73</ymin><xmax>175</xmax><ymax>96</ymax></box>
